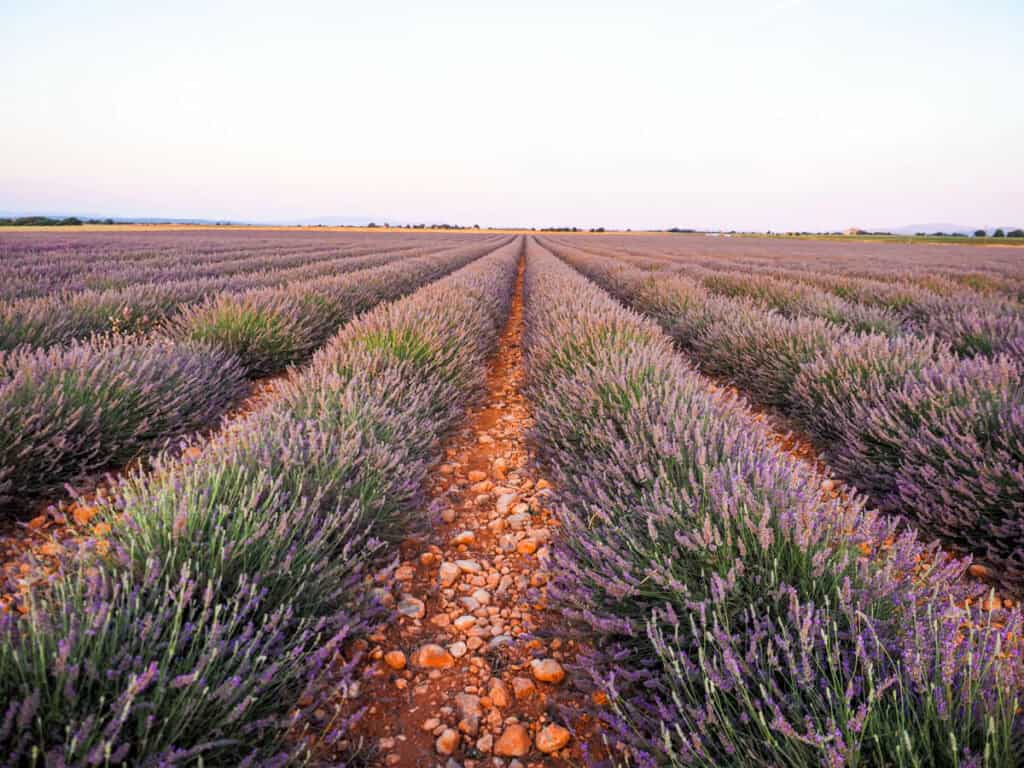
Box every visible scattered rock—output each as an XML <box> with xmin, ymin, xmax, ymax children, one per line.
<box><xmin>511</xmin><ymin>676</ymin><xmax>535</xmax><ymax>700</ymax></box>
<box><xmin>452</xmin><ymin>530</ymin><xmax>475</xmax><ymax>545</ymax></box>
<box><xmin>489</xmin><ymin>679</ymin><xmax>511</xmax><ymax>708</ymax></box>
<box><xmin>494</xmin><ymin>724</ymin><xmax>531</xmax><ymax>757</ymax></box>
<box><xmin>507</xmin><ymin>513</ymin><xmax>530</xmax><ymax>530</ymax></box>
<box><xmin>436</xmin><ymin>728</ymin><xmax>460</xmax><ymax>755</ymax></box>
<box><xmin>397</xmin><ymin>595</ymin><xmax>426</xmax><ymax>619</ymax></box>
<box><xmin>455</xmin><ymin>559</ymin><xmax>482</xmax><ymax>573</ymax></box>
<box><xmin>440</xmin><ymin>562</ymin><xmax>461</xmax><ymax>587</ymax></box>
<box><xmin>383</xmin><ymin>650</ymin><xmax>407</xmax><ymax>670</ymax></box>
<box><xmin>496</xmin><ymin>493</ymin><xmax>518</xmax><ymax>515</ymax></box>
<box><xmin>456</xmin><ymin>693</ymin><xmax>482</xmax><ymax>735</ymax></box>
<box><xmin>531</xmin><ymin>658</ymin><xmax>565</xmax><ymax>684</ymax></box>
<box><xmin>415</xmin><ymin>644</ymin><xmax>455</xmax><ymax>669</ymax></box>
<box><xmin>449</xmin><ymin>641</ymin><xmax>468</xmax><ymax>658</ymax></box>
<box><xmin>476</xmin><ymin>733</ymin><xmax>494</xmax><ymax>753</ymax></box>
<box><xmin>536</xmin><ymin>723</ymin><xmax>571</xmax><ymax>754</ymax></box>
<box><xmin>516</xmin><ymin>537</ymin><xmax>538</xmax><ymax>555</ymax></box>
<box><xmin>968</xmin><ymin>563</ymin><xmax>991</xmax><ymax>579</ymax></box>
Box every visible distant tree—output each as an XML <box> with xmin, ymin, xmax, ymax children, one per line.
<box><xmin>974</xmin><ymin>229</ymin><xmax>987</xmax><ymax>237</ymax></box>
<box><xmin>1008</xmin><ymin>229</ymin><xmax>1024</xmax><ymax>238</ymax></box>
<box><xmin>994</xmin><ymin>228</ymin><xmax>1006</xmax><ymax>238</ymax></box>
<box><xmin>367</xmin><ymin>222</ymin><xmax>378</xmax><ymax>228</ymax></box>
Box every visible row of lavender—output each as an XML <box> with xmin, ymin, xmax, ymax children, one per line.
<box><xmin>0</xmin><ymin>239</ymin><xmax>521</xmax><ymax>765</ymax></box>
<box><xmin>542</xmin><ymin>240</ymin><xmax>1024</xmax><ymax>595</ymax></box>
<box><xmin>521</xmin><ymin>240</ymin><xmax>1023</xmax><ymax>767</ymax></box>
<box><xmin>548</xmin><ymin>232</ymin><xmax>1024</xmax><ymax>300</ymax></box>
<box><xmin>543</xmin><ymin>237</ymin><xmax>1024</xmax><ymax>359</ymax></box>
<box><xmin>0</xmin><ymin>238</ymin><xmax>486</xmax><ymax>350</ymax></box>
<box><xmin>665</xmin><ymin>257</ymin><xmax>1023</xmax><ymax>359</ymax></box>
<box><xmin>0</xmin><ymin>239</ymin><xmax>505</xmax><ymax>507</ymax></box>
<box><xmin>0</xmin><ymin>230</ymin><xmax>479</xmax><ymax>300</ymax></box>
<box><xmin>0</xmin><ymin>242</ymin><xmax>413</xmax><ymax>301</ymax></box>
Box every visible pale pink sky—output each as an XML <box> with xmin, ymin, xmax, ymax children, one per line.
<box><xmin>2</xmin><ymin>1</ymin><xmax>1022</xmax><ymax>230</ymax></box>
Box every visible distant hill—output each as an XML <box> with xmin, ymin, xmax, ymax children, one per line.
<box><xmin>0</xmin><ymin>211</ymin><xmax>405</xmax><ymax>227</ymax></box>
<box><xmin>873</xmin><ymin>222</ymin><xmax>1019</xmax><ymax>236</ymax></box>
<box><xmin>284</xmin><ymin>215</ymin><xmax>395</xmax><ymax>227</ymax></box>
<box><xmin>0</xmin><ymin>211</ymin><xmax>236</xmax><ymax>225</ymax></box>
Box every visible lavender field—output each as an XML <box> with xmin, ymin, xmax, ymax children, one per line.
<box><xmin>1</xmin><ymin>228</ymin><xmax>1022</xmax><ymax>767</ymax></box>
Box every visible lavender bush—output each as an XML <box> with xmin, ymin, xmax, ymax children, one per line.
<box><xmin>793</xmin><ymin>338</ymin><xmax>1024</xmax><ymax>591</ymax></box>
<box><xmin>789</xmin><ymin>332</ymin><xmax>947</xmax><ymax>444</ymax></box>
<box><xmin>816</xmin><ymin>353</ymin><xmax>1024</xmax><ymax>587</ymax></box>
<box><xmin>522</xmin><ymin>239</ymin><xmax>1023</xmax><ymax>767</ymax></box>
<box><xmin>0</xmin><ymin>548</ymin><xmax>367</xmax><ymax>767</ymax></box>
<box><xmin>688</xmin><ymin>267</ymin><xmax>903</xmax><ymax>335</ymax></box>
<box><xmin>0</xmin><ymin>337</ymin><xmax>248</xmax><ymax>505</ymax></box>
<box><xmin>551</xmin><ymin>240</ymin><xmax>1024</xmax><ymax>595</ymax></box>
<box><xmin>693</xmin><ymin>310</ymin><xmax>843</xmax><ymax>407</ymax></box>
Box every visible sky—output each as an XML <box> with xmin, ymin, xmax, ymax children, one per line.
<box><xmin>2</xmin><ymin>0</ymin><xmax>1022</xmax><ymax>231</ymax></box>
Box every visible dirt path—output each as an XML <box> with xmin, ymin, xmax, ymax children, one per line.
<box><xmin>345</xmin><ymin>257</ymin><xmax>587</xmax><ymax>767</ymax></box>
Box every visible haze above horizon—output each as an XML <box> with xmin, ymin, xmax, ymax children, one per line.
<box><xmin>2</xmin><ymin>1</ymin><xmax>1022</xmax><ymax>231</ymax></box>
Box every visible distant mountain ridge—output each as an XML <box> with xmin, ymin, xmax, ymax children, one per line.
<box><xmin>0</xmin><ymin>211</ymin><xmax>397</xmax><ymax>227</ymax></box>
<box><xmin>872</xmin><ymin>222</ymin><xmax>1020</xmax><ymax>236</ymax></box>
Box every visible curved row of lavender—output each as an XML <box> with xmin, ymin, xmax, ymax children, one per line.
<box><xmin>542</xmin><ymin>240</ymin><xmax>1024</xmax><ymax>595</ymax></box>
<box><xmin>0</xmin><ymin>238</ymin><xmax>485</xmax><ymax>350</ymax></box>
<box><xmin>0</xmin><ymin>239</ymin><xmax>521</xmax><ymax>765</ymax></box>
<box><xmin>521</xmin><ymin>239</ymin><xmax>1023</xmax><ymax>767</ymax></box>
<box><xmin>543</xmin><ymin>236</ymin><xmax>1024</xmax><ymax>360</ymax></box>
<box><xmin>0</xmin><ymin>230</ymin><xmax>487</xmax><ymax>300</ymax></box>
<box><xmin>0</xmin><ymin>240</ymin><xmax>505</xmax><ymax>507</ymax></box>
